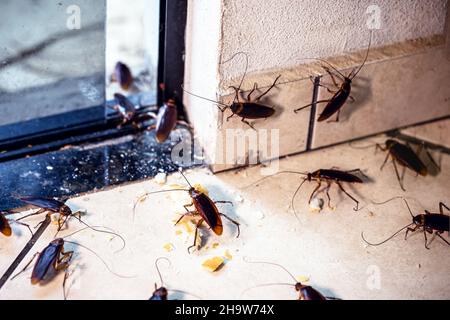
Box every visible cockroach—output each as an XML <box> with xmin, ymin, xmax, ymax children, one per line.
<box><xmin>111</xmin><ymin>93</ymin><xmax>137</xmax><ymax>126</ymax></box>
<box><xmin>250</xmin><ymin>169</ymin><xmax>366</xmax><ymax>218</ymax></box>
<box><xmin>16</xmin><ymin>197</ymin><xmax>126</xmax><ymax>249</ymax></box>
<box><xmin>147</xmin><ymin>98</ymin><xmax>190</xmax><ymax>144</ymax></box>
<box><xmin>294</xmin><ymin>32</ymin><xmax>373</xmax><ymax>122</ymax></box>
<box><xmin>0</xmin><ymin>211</ymin><xmax>33</xmax><ymax>237</ymax></box>
<box><xmin>150</xmin><ymin>257</ymin><xmax>170</xmax><ymax>300</ymax></box>
<box><xmin>150</xmin><ymin>257</ymin><xmax>201</xmax><ymax>300</ymax></box>
<box><xmin>182</xmin><ymin>52</ymin><xmax>281</xmax><ymax>130</ymax></box>
<box><xmin>242</xmin><ymin>258</ymin><xmax>338</xmax><ymax>300</ymax></box>
<box><xmin>112</xmin><ymin>61</ymin><xmax>133</xmax><ymax>90</ymax></box>
<box><xmin>0</xmin><ymin>212</ymin><xmax>12</xmax><ymax>237</ymax></box>
<box><xmin>376</xmin><ymin>139</ymin><xmax>434</xmax><ymax>191</ymax></box>
<box><xmin>134</xmin><ymin>170</ymin><xmax>240</xmax><ymax>253</ymax></box>
<box><xmin>362</xmin><ymin>200</ymin><xmax>450</xmax><ymax>250</ymax></box>
<box><xmin>11</xmin><ymin>226</ymin><xmax>127</xmax><ymax>299</ymax></box>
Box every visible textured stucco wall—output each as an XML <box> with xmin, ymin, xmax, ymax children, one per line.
<box><xmin>183</xmin><ymin>0</ymin><xmax>449</xmax><ymax>170</ymax></box>
<box><xmin>219</xmin><ymin>0</ymin><xmax>448</xmax><ymax>82</ymax></box>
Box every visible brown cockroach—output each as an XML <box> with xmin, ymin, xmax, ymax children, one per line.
<box><xmin>11</xmin><ymin>226</ymin><xmax>129</xmax><ymax>299</ymax></box>
<box><xmin>1</xmin><ymin>211</ymin><xmax>33</xmax><ymax>237</ymax></box>
<box><xmin>134</xmin><ymin>170</ymin><xmax>240</xmax><ymax>253</ymax></box>
<box><xmin>149</xmin><ymin>257</ymin><xmax>201</xmax><ymax>300</ymax></box>
<box><xmin>150</xmin><ymin>257</ymin><xmax>170</xmax><ymax>300</ymax></box>
<box><xmin>112</xmin><ymin>61</ymin><xmax>133</xmax><ymax>90</ymax></box>
<box><xmin>243</xmin><ymin>258</ymin><xmax>338</xmax><ymax>300</ymax></box>
<box><xmin>147</xmin><ymin>97</ymin><xmax>190</xmax><ymax>144</ymax></box>
<box><xmin>110</xmin><ymin>93</ymin><xmax>138</xmax><ymax>127</ymax></box>
<box><xmin>15</xmin><ymin>197</ymin><xmax>126</xmax><ymax>249</ymax></box>
<box><xmin>182</xmin><ymin>52</ymin><xmax>280</xmax><ymax>130</ymax></box>
<box><xmin>362</xmin><ymin>200</ymin><xmax>450</xmax><ymax>250</ymax></box>
<box><xmin>376</xmin><ymin>139</ymin><xmax>436</xmax><ymax>191</ymax></box>
<box><xmin>294</xmin><ymin>32</ymin><xmax>373</xmax><ymax>122</ymax></box>
<box><xmin>250</xmin><ymin>169</ymin><xmax>366</xmax><ymax>218</ymax></box>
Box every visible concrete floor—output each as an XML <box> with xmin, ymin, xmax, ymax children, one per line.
<box><xmin>0</xmin><ymin>126</ymin><xmax>449</xmax><ymax>300</ymax></box>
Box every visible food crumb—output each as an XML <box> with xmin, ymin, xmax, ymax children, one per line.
<box><xmin>296</xmin><ymin>275</ymin><xmax>310</xmax><ymax>283</ymax></box>
<box><xmin>309</xmin><ymin>197</ymin><xmax>324</xmax><ymax>213</ymax></box>
<box><xmin>154</xmin><ymin>172</ymin><xmax>167</xmax><ymax>185</ymax></box>
<box><xmin>212</xmin><ymin>242</ymin><xmax>220</xmax><ymax>249</ymax></box>
<box><xmin>163</xmin><ymin>243</ymin><xmax>175</xmax><ymax>252</ymax></box>
<box><xmin>224</xmin><ymin>250</ymin><xmax>233</xmax><ymax>260</ymax></box>
<box><xmin>202</xmin><ymin>256</ymin><xmax>225</xmax><ymax>272</ymax></box>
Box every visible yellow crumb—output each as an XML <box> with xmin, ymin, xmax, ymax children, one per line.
<box><xmin>212</xmin><ymin>242</ymin><xmax>220</xmax><ymax>249</ymax></box>
<box><xmin>175</xmin><ymin>230</ymin><xmax>183</xmax><ymax>235</ymax></box>
<box><xmin>168</xmin><ymin>184</ymin><xmax>186</xmax><ymax>189</ymax></box>
<box><xmin>296</xmin><ymin>275</ymin><xmax>310</xmax><ymax>283</ymax></box>
<box><xmin>163</xmin><ymin>243</ymin><xmax>175</xmax><ymax>252</ymax></box>
<box><xmin>194</xmin><ymin>183</ymin><xmax>209</xmax><ymax>195</ymax></box>
<box><xmin>224</xmin><ymin>250</ymin><xmax>233</xmax><ymax>260</ymax></box>
<box><xmin>202</xmin><ymin>256</ymin><xmax>225</xmax><ymax>272</ymax></box>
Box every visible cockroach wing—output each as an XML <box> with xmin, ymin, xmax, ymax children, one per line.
<box><xmin>193</xmin><ymin>193</ymin><xmax>223</xmax><ymax>236</ymax></box>
<box><xmin>233</xmin><ymin>103</ymin><xmax>275</xmax><ymax>119</ymax></box>
<box><xmin>155</xmin><ymin>104</ymin><xmax>178</xmax><ymax>143</ymax></box>
<box><xmin>301</xmin><ymin>286</ymin><xmax>327</xmax><ymax>300</ymax></box>
<box><xmin>389</xmin><ymin>143</ymin><xmax>428</xmax><ymax>176</ymax></box>
<box><xmin>424</xmin><ymin>214</ymin><xmax>450</xmax><ymax>232</ymax></box>
<box><xmin>318</xmin><ymin>169</ymin><xmax>363</xmax><ymax>183</ymax></box>
<box><xmin>20</xmin><ymin>197</ymin><xmax>65</xmax><ymax>212</ymax></box>
<box><xmin>318</xmin><ymin>88</ymin><xmax>350</xmax><ymax>122</ymax></box>
<box><xmin>31</xmin><ymin>243</ymin><xmax>60</xmax><ymax>285</ymax></box>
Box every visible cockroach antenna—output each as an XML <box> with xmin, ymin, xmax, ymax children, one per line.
<box><xmin>178</xmin><ymin>168</ymin><xmax>193</xmax><ymax>189</ymax></box>
<box><xmin>155</xmin><ymin>257</ymin><xmax>171</xmax><ymax>287</ymax></box>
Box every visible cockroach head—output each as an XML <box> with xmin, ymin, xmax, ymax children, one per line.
<box><xmin>295</xmin><ymin>283</ymin><xmax>306</xmax><ymax>291</ymax></box>
<box><xmin>60</xmin><ymin>205</ymin><xmax>72</xmax><ymax>216</ymax></box>
<box><xmin>412</xmin><ymin>214</ymin><xmax>424</xmax><ymax>225</ymax></box>
<box><xmin>51</xmin><ymin>238</ymin><xmax>65</xmax><ymax>246</ymax></box>
<box><xmin>385</xmin><ymin>139</ymin><xmax>397</xmax><ymax>148</ymax></box>
<box><xmin>167</xmin><ymin>99</ymin><xmax>176</xmax><ymax>107</ymax></box>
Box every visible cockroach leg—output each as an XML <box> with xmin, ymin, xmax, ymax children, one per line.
<box><xmin>294</xmin><ymin>99</ymin><xmax>331</xmax><ymax>113</ymax></box>
<box><xmin>317</xmin><ymin>83</ymin><xmax>338</xmax><ymax>94</ymax></box>
<box><xmin>247</xmin><ymin>83</ymin><xmax>258</xmax><ymax>101</ymax></box>
<box><xmin>11</xmin><ymin>252</ymin><xmax>40</xmax><ymax>281</ymax></box>
<box><xmin>11</xmin><ymin>220</ymin><xmax>33</xmax><ymax>236</ymax></box>
<box><xmin>322</xmin><ymin>66</ymin><xmax>343</xmax><ymax>88</ymax></box>
<box><xmin>254</xmin><ymin>75</ymin><xmax>281</xmax><ymax>101</ymax></box>
<box><xmin>336</xmin><ymin>181</ymin><xmax>359</xmax><ymax>211</ymax></box>
<box><xmin>220</xmin><ymin>213</ymin><xmax>240</xmax><ymax>238</ymax></box>
<box><xmin>392</xmin><ymin>160</ymin><xmax>406</xmax><ymax>191</ymax></box>
<box><xmin>226</xmin><ymin>113</ymin><xmax>236</xmax><ymax>121</ymax></box>
<box><xmin>241</xmin><ymin>118</ymin><xmax>256</xmax><ymax>131</ymax></box>
<box><xmin>188</xmin><ymin>219</ymin><xmax>204</xmax><ymax>254</ymax></box>
<box><xmin>423</xmin><ymin>228</ymin><xmax>430</xmax><ymax>250</ymax></box>
<box><xmin>308</xmin><ymin>181</ymin><xmax>322</xmax><ymax>204</ymax></box>
<box><xmin>183</xmin><ymin>202</ymin><xmax>194</xmax><ymax>213</ymax></box>
<box><xmin>325</xmin><ymin>181</ymin><xmax>333</xmax><ymax>209</ymax></box>
<box><xmin>380</xmin><ymin>152</ymin><xmax>390</xmax><ymax>171</ymax></box>
<box><xmin>435</xmin><ymin>232</ymin><xmax>450</xmax><ymax>246</ymax></box>
<box><xmin>16</xmin><ymin>208</ymin><xmax>46</xmax><ymax>222</ymax></box>
<box><xmin>405</xmin><ymin>224</ymin><xmax>420</xmax><ymax>240</ymax></box>
<box><xmin>55</xmin><ymin>250</ymin><xmax>73</xmax><ymax>300</ymax></box>
<box><xmin>439</xmin><ymin>202</ymin><xmax>450</xmax><ymax>214</ymax></box>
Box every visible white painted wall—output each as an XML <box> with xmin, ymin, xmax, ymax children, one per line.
<box><xmin>219</xmin><ymin>0</ymin><xmax>448</xmax><ymax>81</ymax></box>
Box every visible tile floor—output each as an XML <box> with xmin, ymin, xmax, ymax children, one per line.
<box><xmin>0</xmin><ymin>121</ymin><xmax>449</xmax><ymax>300</ymax></box>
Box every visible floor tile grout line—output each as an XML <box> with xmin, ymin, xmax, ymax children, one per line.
<box><xmin>0</xmin><ymin>216</ymin><xmax>51</xmax><ymax>290</ymax></box>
